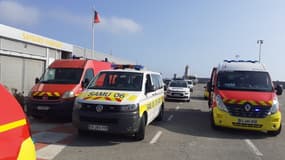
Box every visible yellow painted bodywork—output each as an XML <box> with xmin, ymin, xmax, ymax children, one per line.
<box><xmin>213</xmin><ymin>107</ymin><xmax>281</xmax><ymax>131</ymax></box>
<box><xmin>17</xmin><ymin>137</ymin><xmax>36</xmax><ymax>160</ymax></box>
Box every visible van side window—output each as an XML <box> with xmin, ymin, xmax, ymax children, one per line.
<box><xmin>146</xmin><ymin>74</ymin><xmax>152</xmax><ymax>92</ymax></box>
<box><xmin>151</xmin><ymin>74</ymin><xmax>163</xmax><ymax>90</ymax></box>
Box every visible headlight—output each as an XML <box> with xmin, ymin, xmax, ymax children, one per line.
<box><xmin>215</xmin><ymin>95</ymin><xmax>228</xmax><ymax>112</ymax></box>
<box><xmin>120</xmin><ymin>104</ymin><xmax>138</xmax><ymax>112</ymax></box>
<box><xmin>73</xmin><ymin>101</ymin><xmax>82</xmax><ymax>110</ymax></box>
<box><xmin>269</xmin><ymin>97</ymin><xmax>279</xmax><ymax>115</ymax></box>
<box><xmin>62</xmin><ymin>91</ymin><xmax>75</xmax><ymax>99</ymax></box>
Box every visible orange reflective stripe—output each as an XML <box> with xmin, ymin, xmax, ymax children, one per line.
<box><xmin>0</xmin><ymin>119</ymin><xmax>26</xmax><ymax>133</ymax></box>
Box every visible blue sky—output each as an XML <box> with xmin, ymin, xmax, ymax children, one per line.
<box><xmin>1</xmin><ymin>0</ymin><xmax>285</xmax><ymax>80</ymax></box>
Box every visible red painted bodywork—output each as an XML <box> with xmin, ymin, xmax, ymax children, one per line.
<box><xmin>0</xmin><ymin>85</ymin><xmax>30</xmax><ymax>160</ymax></box>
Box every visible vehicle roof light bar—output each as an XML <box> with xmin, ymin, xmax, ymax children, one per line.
<box><xmin>223</xmin><ymin>60</ymin><xmax>258</xmax><ymax>63</ymax></box>
<box><xmin>111</xmin><ymin>64</ymin><xmax>144</xmax><ymax>70</ymax></box>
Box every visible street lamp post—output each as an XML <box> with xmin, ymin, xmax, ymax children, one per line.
<box><xmin>257</xmin><ymin>40</ymin><xmax>264</xmax><ymax>63</ymax></box>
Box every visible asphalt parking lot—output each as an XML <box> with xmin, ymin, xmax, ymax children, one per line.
<box><xmin>31</xmin><ymin>84</ymin><xmax>285</xmax><ymax>160</ymax></box>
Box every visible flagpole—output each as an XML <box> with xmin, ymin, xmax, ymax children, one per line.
<box><xmin>92</xmin><ymin>18</ymin><xmax>95</xmax><ymax>59</ymax></box>
<box><xmin>92</xmin><ymin>9</ymin><xmax>95</xmax><ymax>59</ymax></box>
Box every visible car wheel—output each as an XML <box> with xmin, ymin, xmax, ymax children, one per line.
<box><xmin>78</xmin><ymin>129</ymin><xmax>89</xmax><ymax>136</ymax></box>
<box><xmin>187</xmin><ymin>98</ymin><xmax>190</xmax><ymax>102</ymax></box>
<box><xmin>134</xmin><ymin>114</ymin><xmax>146</xmax><ymax>141</ymax></box>
<box><xmin>268</xmin><ymin>125</ymin><xmax>282</xmax><ymax>136</ymax></box>
<box><xmin>156</xmin><ymin>104</ymin><xmax>164</xmax><ymax>121</ymax></box>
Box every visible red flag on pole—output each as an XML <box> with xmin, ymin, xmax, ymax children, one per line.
<box><xmin>93</xmin><ymin>11</ymin><xmax>100</xmax><ymax>23</ymax></box>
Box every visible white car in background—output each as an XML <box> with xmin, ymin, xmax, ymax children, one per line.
<box><xmin>166</xmin><ymin>80</ymin><xmax>191</xmax><ymax>102</ymax></box>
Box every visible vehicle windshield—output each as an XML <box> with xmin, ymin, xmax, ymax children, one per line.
<box><xmin>217</xmin><ymin>71</ymin><xmax>273</xmax><ymax>92</ymax></box>
<box><xmin>88</xmin><ymin>71</ymin><xmax>143</xmax><ymax>91</ymax></box>
<box><xmin>169</xmin><ymin>81</ymin><xmax>187</xmax><ymax>88</ymax></box>
<box><xmin>40</xmin><ymin>68</ymin><xmax>83</xmax><ymax>84</ymax></box>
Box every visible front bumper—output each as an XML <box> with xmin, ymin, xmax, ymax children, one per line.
<box><xmin>212</xmin><ymin>107</ymin><xmax>282</xmax><ymax>131</ymax></box>
<box><xmin>166</xmin><ymin>91</ymin><xmax>190</xmax><ymax>101</ymax></box>
<box><xmin>26</xmin><ymin>98</ymin><xmax>75</xmax><ymax>118</ymax></box>
<box><xmin>72</xmin><ymin>108</ymin><xmax>141</xmax><ymax>134</ymax></box>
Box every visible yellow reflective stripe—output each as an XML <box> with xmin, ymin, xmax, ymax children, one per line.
<box><xmin>268</xmin><ymin>100</ymin><xmax>273</xmax><ymax>106</ymax></box>
<box><xmin>0</xmin><ymin>119</ymin><xmax>26</xmax><ymax>133</ymax></box>
<box><xmin>46</xmin><ymin>92</ymin><xmax>53</xmax><ymax>96</ymax></box>
<box><xmin>238</xmin><ymin>100</ymin><xmax>247</xmax><ymax>105</ymax></box>
<box><xmin>259</xmin><ymin>101</ymin><xmax>267</xmax><ymax>106</ymax></box>
<box><xmin>127</xmin><ymin>95</ymin><xmax>137</xmax><ymax>102</ymax></box>
<box><xmin>54</xmin><ymin>92</ymin><xmax>61</xmax><ymax>97</ymax></box>
<box><xmin>228</xmin><ymin>99</ymin><xmax>236</xmax><ymax>104</ymax></box>
<box><xmin>32</xmin><ymin>91</ymin><xmax>39</xmax><ymax>96</ymax></box>
<box><xmin>249</xmin><ymin>100</ymin><xmax>258</xmax><ymax>106</ymax></box>
<box><xmin>38</xmin><ymin>92</ymin><xmax>45</xmax><ymax>96</ymax></box>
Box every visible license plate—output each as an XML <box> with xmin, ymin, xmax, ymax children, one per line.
<box><xmin>237</xmin><ymin>118</ymin><xmax>257</xmax><ymax>124</ymax></box>
<box><xmin>37</xmin><ymin>106</ymin><xmax>50</xmax><ymax>110</ymax></box>
<box><xmin>88</xmin><ymin>124</ymin><xmax>109</xmax><ymax>131</ymax></box>
<box><xmin>174</xmin><ymin>94</ymin><xmax>181</xmax><ymax>96</ymax></box>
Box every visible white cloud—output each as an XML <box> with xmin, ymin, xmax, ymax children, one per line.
<box><xmin>47</xmin><ymin>10</ymin><xmax>142</xmax><ymax>34</ymax></box>
<box><xmin>0</xmin><ymin>1</ymin><xmax>39</xmax><ymax>25</ymax></box>
<box><xmin>99</xmin><ymin>17</ymin><xmax>142</xmax><ymax>34</ymax></box>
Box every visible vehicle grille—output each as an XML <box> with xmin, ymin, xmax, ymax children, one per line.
<box><xmin>80</xmin><ymin>104</ymin><xmax>121</xmax><ymax>112</ymax></box>
<box><xmin>232</xmin><ymin>122</ymin><xmax>263</xmax><ymax>128</ymax></box>
<box><xmin>80</xmin><ymin>116</ymin><xmax>118</xmax><ymax>124</ymax></box>
<box><xmin>33</xmin><ymin>96</ymin><xmax>60</xmax><ymax>100</ymax></box>
<box><xmin>226</xmin><ymin>104</ymin><xmax>270</xmax><ymax>118</ymax></box>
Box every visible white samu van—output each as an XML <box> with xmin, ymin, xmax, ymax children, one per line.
<box><xmin>72</xmin><ymin>65</ymin><xmax>165</xmax><ymax>140</ymax></box>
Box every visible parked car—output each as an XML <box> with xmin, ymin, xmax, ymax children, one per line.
<box><xmin>165</xmin><ymin>80</ymin><xmax>191</xmax><ymax>102</ymax></box>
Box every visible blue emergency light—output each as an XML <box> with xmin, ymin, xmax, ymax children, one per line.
<box><xmin>111</xmin><ymin>64</ymin><xmax>144</xmax><ymax>70</ymax></box>
<box><xmin>224</xmin><ymin>60</ymin><xmax>258</xmax><ymax>63</ymax></box>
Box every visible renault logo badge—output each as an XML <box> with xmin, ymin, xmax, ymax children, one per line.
<box><xmin>244</xmin><ymin>104</ymin><xmax>251</xmax><ymax>112</ymax></box>
<box><xmin>96</xmin><ymin>104</ymin><xmax>103</xmax><ymax>112</ymax></box>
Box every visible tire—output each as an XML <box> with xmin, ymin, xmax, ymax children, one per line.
<box><xmin>210</xmin><ymin>111</ymin><xmax>220</xmax><ymax>130</ymax></box>
<box><xmin>268</xmin><ymin>125</ymin><xmax>282</xmax><ymax>136</ymax></box>
<box><xmin>156</xmin><ymin>104</ymin><xmax>164</xmax><ymax>121</ymax></box>
<box><xmin>134</xmin><ymin>114</ymin><xmax>146</xmax><ymax>141</ymax></box>
<box><xmin>78</xmin><ymin>129</ymin><xmax>89</xmax><ymax>136</ymax></box>
<box><xmin>187</xmin><ymin>97</ymin><xmax>191</xmax><ymax>102</ymax></box>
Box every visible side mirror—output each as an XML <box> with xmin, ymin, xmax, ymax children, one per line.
<box><xmin>275</xmin><ymin>84</ymin><xmax>283</xmax><ymax>95</ymax></box>
<box><xmin>147</xmin><ymin>85</ymin><xmax>155</xmax><ymax>93</ymax></box>
<box><xmin>81</xmin><ymin>78</ymin><xmax>90</xmax><ymax>88</ymax></box>
<box><xmin>35</xmin><ymin>77</ymin><xmax>40</xmax><ymax>84</ymax></box>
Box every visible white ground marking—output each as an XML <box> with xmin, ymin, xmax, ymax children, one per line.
<box><xmin>167</xmin><ymin>115</ymin><xmax>174</xmax><ymax>121</ymax></box>
<box><xmin>37</xmin><ymin>144</ymin><xmax>66</xmax><ymax>160</ymax></box>
<box><xmin>150</xmin><ymin>131</ymin><xmax>162</xmax><ymax>144</ymax></box>
<box><xmin>244</xmin><ymin>139</ymin><xmax>263</xmax><ymax>156</ymax></box>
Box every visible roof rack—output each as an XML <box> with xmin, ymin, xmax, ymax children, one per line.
<box><xmin>111</xmin><ymin>64</ymin><xmax>144</xmax><ymax>70</ymax></box>
<box><xmin>223</xmin><ymin>60</ymin><xmax>258</xmax><ymax>63</ymax></box>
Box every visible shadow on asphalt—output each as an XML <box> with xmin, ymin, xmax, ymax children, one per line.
<box><xmin>152</xmin><ymin>108</ymin><xmax>271</xmax><ymax>140</ymax></box>
<box><xmin>67</xmin><ymin>132</ymin><xmax>140</xmax><ymax>147</ymax></box>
